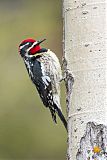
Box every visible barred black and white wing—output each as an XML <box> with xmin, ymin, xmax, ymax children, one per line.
<box><xmin>31</xmin><ymin>50</ymin><xmax>67</xmax><ymax>130</ymax></box>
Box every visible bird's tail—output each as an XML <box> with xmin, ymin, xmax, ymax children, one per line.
<box><xmin>49</xmin><ymin>104</ymin><xmax>67</xmax><ymax>132</ymax></box>
<box><xmin>56</xmin><ymin>106</ymin><xmax>67</xmax><ymax>132</ymax></box>
<box><xmin>49</xmin><ymin>106</ymin><xmax>57</xmax><ymax>124</ymax></box>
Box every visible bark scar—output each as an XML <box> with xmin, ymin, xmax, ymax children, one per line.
<box><xmin>76</xmin><ymin>122</ymin><xmax>107</xmax><ymax>160</ymax></box>
<box><xmin>62</xmin><ymin>57</ymin><xmax>74</xmax><ymax>160</ymax></box>
<box><xmin>62</xmin><ymin>57</ymin><xmax>74</xmax><ymax>114</ymax></box>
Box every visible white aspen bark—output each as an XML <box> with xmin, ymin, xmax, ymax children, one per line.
<box><xmin>62</xmin><ymin>0</ymin><xmax>107</xmax><ymax>160</ymax></box>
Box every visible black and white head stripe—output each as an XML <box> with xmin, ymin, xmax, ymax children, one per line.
<box><xmin>19</xmin><ymin>41</ymin><xmax>39</xmax><ymax>53</ymax></box>
<box><xmin>19</xmin><ymin>42</ymin><xmax>30</xmax><ymax>50</ymax></box>
<box><xmin>26</xmin><ymin>41</ymin><xmax>38</xmax><ymax>53</ymax></box>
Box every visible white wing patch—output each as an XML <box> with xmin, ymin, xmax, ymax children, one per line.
<box><xmin>41</xmin><ymin>62</ymin><xmax>51</xmax><ymax>87</ymax></box>
<box><xmin>42</xmin><ymin>76</ymin><xmax>51</xmax><ymax>86</ymax></box>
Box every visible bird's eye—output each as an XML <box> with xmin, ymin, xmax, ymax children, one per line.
<box><xmin>28</xmin><ymin>42</ymin><xmax>33</xmax><ymax>47</ymax></box>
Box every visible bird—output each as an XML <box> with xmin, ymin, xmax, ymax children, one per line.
<box><xmin>18</xmin><ymin>38</ymin><xmax>67</xmax><ymax>131</ymax></box>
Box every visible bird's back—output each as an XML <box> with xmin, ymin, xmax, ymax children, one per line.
<box><xmin>35</xmin><ymin>49</ymin><xmax>62</xmax><ymax>110</ymax></box>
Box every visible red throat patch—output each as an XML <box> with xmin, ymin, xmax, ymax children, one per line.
<box><xmin>30</xmin><ymin>45</ymin><xmax>41</xmax><ymax>54</ymax></box>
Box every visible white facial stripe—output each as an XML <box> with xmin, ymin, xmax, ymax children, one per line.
<box><xmin>20</xmin><ymin>42</ymin><xmax>29</xmax><ymax>50</ymax></box>
<box><xmin>27</xmin><ymin>41</ymin><xmax>38</xmax><ymax>52</ymax></box>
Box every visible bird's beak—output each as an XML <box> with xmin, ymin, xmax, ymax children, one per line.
<box><xmin>31</xmin><ymin>39</ymin><xmax>46</xmax><ymax>48</ymax></box>
<box><xmin>27</xmin><ymin>39</ymin><xmax>46</xmax><ymax>53</ymax></box>
<box><xmin>36</xmin><ymin>39</ymin><xmax>46</xmax><ymax>45</ymax></box>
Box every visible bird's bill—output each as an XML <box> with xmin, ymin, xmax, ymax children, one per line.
<box><xmin>36</xmin><ymin>38</ymin><xmax>46</xmax><ymax>45</ymax></box>
<box><xmin>27</xmin><ymin>39</ymin><xmax>46</xmax><ymax>53</ymax></box>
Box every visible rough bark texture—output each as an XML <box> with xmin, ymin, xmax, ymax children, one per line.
<box><xmin>77</xmin><ymin>122</ymin><xmax>107</xmax><ymax>160</ymax></box>
<box><xmin>63</xmin><ymin>0</ymin><xmax>107</xmax><ymax>159</ymax></box>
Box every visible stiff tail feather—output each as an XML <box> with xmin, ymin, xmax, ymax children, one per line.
<box><xmin>49</xmin><ymin>106</ymin><xmax>57</xmax><ymax>124</ymax></box>
<box><xmin>53</xmin><ymin>104</ymin><xmax>67</xmax><ymax>132</ymax></box>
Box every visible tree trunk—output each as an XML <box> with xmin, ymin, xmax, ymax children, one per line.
<box><xmin>62</xmin><ymin>0</ymin><xmax>107</xmax><ymax>159</ymax></box>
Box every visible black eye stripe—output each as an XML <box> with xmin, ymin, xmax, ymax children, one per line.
<box><xmin>19</xmin><ymin>42</ymin><xmax>26</xmax><ymax>47</ymax></box>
